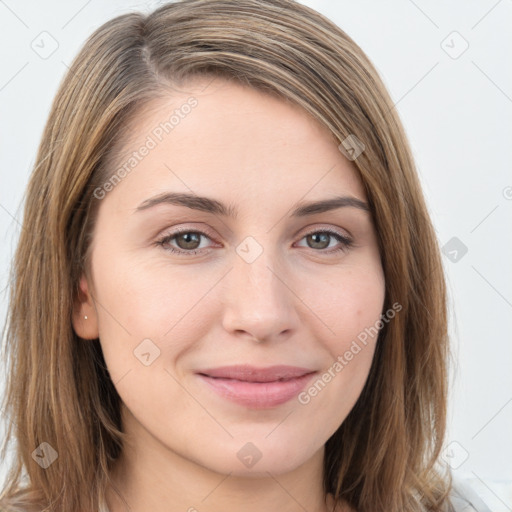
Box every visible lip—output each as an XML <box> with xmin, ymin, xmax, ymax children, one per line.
<box><xmin>196</xmin><ymin>365</ymin><xmax>317</xmax><ymax>409</ymax></box>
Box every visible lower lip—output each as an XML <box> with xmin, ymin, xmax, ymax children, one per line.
<box><xmin>197</xmin><ymin>373</ymin><xmax>316</xmax><ymax>409</ymax></box>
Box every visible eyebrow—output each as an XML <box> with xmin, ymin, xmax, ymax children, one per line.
<box><xmin>134</xmin><ymin>192</ymin><xmax>370</xmax><ymax>218</ymax></box>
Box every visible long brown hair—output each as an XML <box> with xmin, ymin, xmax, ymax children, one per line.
<box><xmin>0</xmin><ymin>1</ymin><xmax>451</xmax><ymax>510</ymax></box>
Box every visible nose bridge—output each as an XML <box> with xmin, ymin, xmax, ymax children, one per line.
<box><xmin>221</xmin><ymin>240</ymin><xmax>296</xmax><ymax>341</ymax></box>
<box><xmin>238</xmin><ymin>248</ymin><xmax>280</xmax><ymax>301</ymax></box>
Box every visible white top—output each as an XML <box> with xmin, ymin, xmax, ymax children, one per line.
<box><xmin>0</xmin><ymin>479</ymin><xmax>493</xmax><ymax>511</ymax></box>
<box><xmin>450</xmin><ymin>480</ymin><xmax>493</xmax><ymax>511</ymax></box>
<box><xmin>95</xmin><ymin>480</ymin><xmax>492</xmax><ymax>512</ymax></box>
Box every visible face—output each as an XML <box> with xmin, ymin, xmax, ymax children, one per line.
<box><xmin>74</xmin><ymin>77</ymin><xmax>385</xmax><ymax>477</ymax></box>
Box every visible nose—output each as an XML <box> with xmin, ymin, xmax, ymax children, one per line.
<box><xmin>220</xmin><ymin>247</ymin><xmax>299</xmax><ymax>343</ymax></box>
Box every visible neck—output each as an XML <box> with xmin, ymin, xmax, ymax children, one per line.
<box><xmin>105</xmin><ymin>409</ymin><xmax>341</xmax><ymax>512</ymax></box>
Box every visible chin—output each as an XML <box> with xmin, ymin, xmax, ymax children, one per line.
<box><xmin>195</xmin><ymin>435</ymin><xmax>320</xmax><ymax>477</ymax></box>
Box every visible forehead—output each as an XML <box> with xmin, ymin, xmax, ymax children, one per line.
<box><xmin>104</xmin><ymin>77</ymin><xmax>367</xmax><ymax>209</ymax></box>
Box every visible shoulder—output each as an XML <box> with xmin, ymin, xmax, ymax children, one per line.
<box><xmin>447</xmin><ymin>479</ymin><xmax>492</xmax><ymax>512</ymax></box>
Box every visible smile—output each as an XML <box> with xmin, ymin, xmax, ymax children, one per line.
<box><xmin>195</xmin><ymin>365</ymin><xmax>318</xmax><ymax>409</ymax></box>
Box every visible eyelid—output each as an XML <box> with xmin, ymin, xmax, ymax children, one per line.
<box><xmin>299</xmin><ymin>224</ymin><xmax>350</xmax><ymax>239</ymax></box>
<box><xmin>296</xmin><ymin>222</ymin><xmax>352</xmax><ymax>240</ymax></box>
<box><xmin>161</xmin><ymin>225</ymin><xmax>217</xmax><ymax>239</ymax></box>
<box><xmin>156</xmin><ymin>226</ymin><xmax>218</xmax><ymax>247</ymax></box>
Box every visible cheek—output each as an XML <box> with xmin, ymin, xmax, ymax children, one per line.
<box><xmin>91</xmin><ymin>247</ymin><xmax>210</xmax><ymax>332</ymax></box>
<box><xmin>90</xmin><ymin>249</ymin><xmax>226</xmax><ymax>384</ymax></box>
<box><xmin>294</xmin><ymin>261</ymin><xmax>385</xmax><ymax>410</ymax></box>
<box><xmin>301</xmin><ymin>260</ymin><xmax>385</xmax><ymax>351</ymax></box>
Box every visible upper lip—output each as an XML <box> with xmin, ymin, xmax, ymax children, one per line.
<box><xmin>196</xmin><ymin>365</ymin><xmax>316</xmax><ymax>383</ymax></box>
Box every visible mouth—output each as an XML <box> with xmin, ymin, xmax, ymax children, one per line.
<box><xmin>195</xmin><ymin>365</ymin><xmax>317</xmax><ymax>409</ymax></box>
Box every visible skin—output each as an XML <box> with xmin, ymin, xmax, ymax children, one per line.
<box><xmin>73</xmin><ymin>77</ymin><xmax>385</xmax><ymax>512</ymax></box>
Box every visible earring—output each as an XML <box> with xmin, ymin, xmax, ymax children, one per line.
<box><xmin>84</xmin><ymin>315</ymin><xmax>88</xmax><ymax>320</ymax></box>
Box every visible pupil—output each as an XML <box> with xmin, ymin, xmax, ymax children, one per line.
<box><xmin>178</xmin><ymin>232</ymin><xmax>200</xmax><ymax>249</ymax></box>
<box><xmin>308</xmin><ymin>233</ymin><xmax>329</xmax><ymax>249</ymax></box>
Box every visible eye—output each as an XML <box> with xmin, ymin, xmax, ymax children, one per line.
<box><xmin>295</xmin><ymin>228</ymin><xmax>353</xmax><ymax>254</ymax></box>
<box><xmin>155</xmin><ymin>226</ymin><xmax>353</xmax><ymax>257</ymax></box>
<box><xmin>156</xmin><ymin>228</ymin><xmax>217</xmax><ymax>255</ymax></box>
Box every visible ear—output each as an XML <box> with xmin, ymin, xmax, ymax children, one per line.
<box><xmin>72</xmin><ymin>274</ymin><xmax>99</xmax><ymax>340</ymax></box>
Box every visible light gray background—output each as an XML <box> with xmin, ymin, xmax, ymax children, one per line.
<box><xmin>0</xmin><ymin>1</ymin><xmax>511</xmax><ymax>510</ymax></box>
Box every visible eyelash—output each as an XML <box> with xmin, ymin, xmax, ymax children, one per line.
<box><xmin>155</xmin><ymin>227</ymin><xmax>354</xmax><ymax>256</ymax></box>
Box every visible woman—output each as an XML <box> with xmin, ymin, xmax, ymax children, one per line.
<box><xmin>0</xmin><ymin>1</ymin><xmax>490</xmax><ymax>511</ymax></box>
